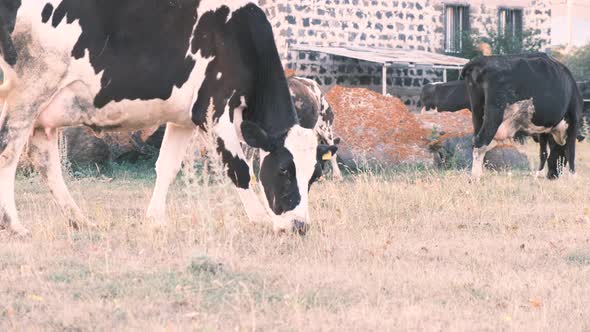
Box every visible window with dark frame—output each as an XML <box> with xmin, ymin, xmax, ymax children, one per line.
<box><xmin>498</xmin><ymin>8</ymin><xmax>523</xmax><ymax>40</ymax></box>
<box><xmin>444</xmin><ymin>4</ymin><xmax>470</xmax><ymax>53</ymax></box>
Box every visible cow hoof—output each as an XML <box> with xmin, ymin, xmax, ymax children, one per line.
<box><xmin>333</xmin><ymin>175</ymin><xmax>344</xmax><ymax>182</ymax></box>
<box><xmin>468</xmin><ymin>176</ymin><xmax>481</xmax><ymax>184</ymax></box>
<box><xmin>292</xmin><ymin>220</ymin><xmax>309</xmax><ymax>236</ymax></box>
<box><xmin>146</xmin><ymin>212</ymin><xmax>168</xmax><ymax>229</ymax></box>
<box><xmin>68</xmin><ymin>217</ymin><xmax>97</xmax><ymax>230</ymax></box>
<box><xmin>10</xmin><ymin>223</ymin><xmax>31</xmax><ymax>237</ymax></box>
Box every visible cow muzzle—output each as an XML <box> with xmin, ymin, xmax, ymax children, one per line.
<box><xmin>292</xmin><ymin>220</ymin><xmax>309</xmax><ymax>236</ymax></box>
<box><xmin>272</xmin><ymin>215</ymin><xmax>310</xmax><ymax>236</ymax></box>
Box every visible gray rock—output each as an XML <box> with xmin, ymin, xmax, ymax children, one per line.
<box><xmin>63</xmin><ymin>127</ymin><xmax>111</xmax><ymax>168</ymax></box>
<box><xmin>430</xmin><ymin>134</ymin><xmax>530</xmax><ymax>170</ymax></box>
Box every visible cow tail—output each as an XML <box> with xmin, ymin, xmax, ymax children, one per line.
<box><xmin>0</xmin><ymin>16</ymin><xmax>17</xmax><ymax>98</ymax></box>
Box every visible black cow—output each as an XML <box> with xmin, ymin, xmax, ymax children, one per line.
<box><xmin>0</xmin><ymin>1</ymin><xmax>336</xmax><ymax>236</ymax></box>
<box><xmin>420</xmin><ymin>80</ymin><xmax>470</xmax><ymax>113</ymax></box>
<box><xmin>461</xmin><ymin>53</ymin><xmax>583</xmax><ymax>179</ymax></box>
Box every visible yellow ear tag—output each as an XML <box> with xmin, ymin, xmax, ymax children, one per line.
<box><xmin>322</xmin><ymin>151</ymin><xmax>333</xmax><ymax>161</ymax></box>
<box><xmin>250</xmin><ymin>175</ymin><xmax>257</xmax><ymax>185</ymax></box>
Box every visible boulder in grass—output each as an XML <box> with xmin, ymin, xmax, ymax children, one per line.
<box><xmin>63</xmin><ymin>127</ymin><xmax>111</xmax><ymax>168</ymax></box>
<box><xmin>325</xmin><ymin>86</ymin><xmax>431</xmax><ymax>166</ymax></box>
<box><xmin>430</xmin><ymin>133</ymin><xmax>530</xmax><ymax>171</ymax></box>
<box><xmin>65</xmin><ymin>126</ymin><xmax>164</xmax><ymax>167</ymax></box>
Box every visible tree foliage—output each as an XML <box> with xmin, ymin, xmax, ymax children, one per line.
<box><xmin>445</xmin><ymin>25</ymin><xmax>548</xmax><ymax>61</ymax></box>
<box><xmin>565</xmin><ymin>44</ymin><xmax>590</xmax><ymax>81</ymax></box>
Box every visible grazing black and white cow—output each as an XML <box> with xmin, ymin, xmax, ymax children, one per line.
<box><xmin>420</xmin><ymin>80</ymin><xmax>470</xmax><ymax>113</ymax></box>
<box><xmin>0</xmin><ymin>0</ymin><xmax>336</xmax><ymax>236</ymax></box>
<box><xmin>287</xmin><ymin>76</ymin><xmax>342</xmax><ymax>180</ymax></box>
<box><xmin>461</xmin><ymin>53</ymin><xmax>583</xmax><ymax>179</ymax></box>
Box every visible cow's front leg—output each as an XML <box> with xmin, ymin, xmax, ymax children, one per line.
<box><xmin>214</xmin><ymin>113</ymin><xmax>270</xmax><ymax>225</ymax></box>
<box><xmin>146</xmin><ymin>123</ymin><xmax>194</xmax><ymax>226</ymax></box>
<box><xmin>28</xmin><ymin>128</ymin><xmax>94</xmax><ymax>229</ymax></box>
<box><xmin>471</xmin><ymin>98</ymin><xmax>504</xmax><ymax>180</ymax></box>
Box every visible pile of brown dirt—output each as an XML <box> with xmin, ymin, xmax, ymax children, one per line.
<box><xmin>325</xmin><ymin>86</ymin><xmax>431</xmax><ymax>164</ymax></box>
<box><xmin>325</xmin><ymin>86</ymin><xmax>479</xmax><ymax>165</ymax></box>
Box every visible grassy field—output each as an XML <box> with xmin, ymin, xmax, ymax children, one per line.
<box><xmin>2</xmin><ymin>142</ymin><xmax>590</xmax><ymax>331</ymax></box>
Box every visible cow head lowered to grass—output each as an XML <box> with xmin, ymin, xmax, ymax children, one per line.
<box><xmin>0</xmin><ymin>0</ymin><xmax>336</xmax><ymax>236</ymax></box>
<box><xmin>241</xmin><ymin>121</ymin><xmax>337</xmax><ymax>233</ymax></box>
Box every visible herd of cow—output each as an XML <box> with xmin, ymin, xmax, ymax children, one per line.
<box><xmin>0</xmin><ymin>1</ymin><xmax>586</xmax><ymax>237</ymax></box>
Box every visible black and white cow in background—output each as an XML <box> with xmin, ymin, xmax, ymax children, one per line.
<box><xmin>0</xmin><ymin>0</ymin><xmax>337</xmax><ymax>236</ymax></box>
<box><xmin>287</xmin><ymin>76</ymin><xmax>342</xmax><ymax>180</ymax></box>
<box><xmin>461</xmin><ymin>53</ymin><xmax>584</xmax><ymax>179</ymax></box>
<box><xmin>420</xmin><ymin>80</ymin><xmax>470</xmax><ymax>113</ymax></box>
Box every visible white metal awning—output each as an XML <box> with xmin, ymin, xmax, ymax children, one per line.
<box><xmin>291</xmin><ymin>45</ymin><xmax>470</xmax><ymax>95</ymax></box>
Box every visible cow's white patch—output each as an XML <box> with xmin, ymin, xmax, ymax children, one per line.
<box><xmin>213</xmin><ymin>96</ymin><xmax>270</xmax><ymax>224</ymax></box>
<box><xmin>0</xmin><ymin>166</ymin><xmax>29</xmax><ymax>235</ymax></box>
<box><xmin>216</xmin><ymin>72</ymin><xmax>223</xmax><ymax>80</ymax></box>
<box><xmin>471</xmin><ymin>141</ymin><xmax>497</xmax><ymax>179</ymax></box>
<box><xmin>268</xmin><ymin>125</ymin><xmax>317</xmax><ymax>229</ymax></box>
<box><xmin>236</xmin><ymin>188</ymin><xmax>271</xmax><ymax>224</ymax></box>
<box><xmin>552</xmin><ymin>119</ymin><xmax>569</xmax><ymax>146</ymax></box>
<box><xmin>0</xmin><ymin>102</ymin><xmax>31</xmax><ymax>235</ymax></box>
<box><xmin>233</xmin><ymin>97</ymin><xmax>247</xmax><ymax>141</ymax></box>
<box><xmin>28</xmin><ymin>129</ymin><xmax>93</xmax><ymax>228</ymax></box>
<box><xmin>496</xmin><ymin>99</ymin><xmax>570</xmax><ymax>147</ymax></box>
<box><xmin>146</xmin><ymin>124</ymin><xmax>195</xmax><ymax>225</ymax></box>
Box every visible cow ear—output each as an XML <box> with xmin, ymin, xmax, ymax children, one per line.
<box><xmin>317</xmin><ymin>144</ymin><xmax>338</xmax><ymax>161</ymax></box>
<box><xmin>241</xmin><ymin>120</ymin><xmax>273</xmax><ymax>151</ymax></box>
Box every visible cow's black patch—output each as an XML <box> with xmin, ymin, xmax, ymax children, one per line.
<box><xmin>0</xmin><ymin>205</ymin><xmax>10</xmax><ymax>228</ymax></box>
<box><xmin>0</xmin><ymin>113</ymin><xmax>10</xmax><ymax>155</ymax></box>
<box><xmin>321</xmin><ymin>106</ymin><xmax>335</xmax><ymax>125</ymax></box>
<box><xmin>0</xmin><ymin>0</ymin><xmax>20</xmax><ymax>33</ymax></box>
<box><xmin>191</xmin><ymin>4</ymin><xmax>297</xmax><ymax>138</ymax></box>
<box><xmin>288</xmin><ymin>77</ymin><xmax>320</xmax><ymax>129</ymax></box>
<box><xmin>259</xmin><ymin>147</ymin><xmax>300</xmax><ymax>215</ymax></box>
<box><xmin>241</xmin><ymin>120</ymin><xmax>302</xmax><ymax>214</ymax></box>
<box><xmin>0</xmin><ymin>0</ymin><xmax>20</xmax><ymax>65</ymax></box>
<box><xmin>217</xmin><ymin>137</ymin><xmax>250</xmax><ymax>189</ymax></box>
<box><xmin>310</xmin><ymin>144</ymin><xmax>338</xmax><ymax>187</ymax></box>
<box><xmin>41</xmin><ymin>3</ymin><xmax>53</xmax><ymax>23</ymax></box>
<box><xmin>421</xmin><ymin>80</ymin><xmax>470</xmax><ymax>112</ymax></box>
<box><xmin>46</xmin><ymin>0</ymin><xmax>199</xmax><ymax>108</ymax></box>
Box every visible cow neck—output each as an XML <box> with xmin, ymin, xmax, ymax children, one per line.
<box><xmin>242</xmin><ymin>4</ymin><xmax>297</xmax><ymax>138</ymax></box>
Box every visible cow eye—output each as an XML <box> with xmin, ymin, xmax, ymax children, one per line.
<box><xmin>279</xmin><ymin>167</ymin><xmax>289</xmax><ymax>175</ymax></box>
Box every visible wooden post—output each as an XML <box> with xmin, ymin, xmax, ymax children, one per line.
<box><xmin>382</xmin><ymin>63</ymin><xmax>387</xmax><ymax>95</ymax></box>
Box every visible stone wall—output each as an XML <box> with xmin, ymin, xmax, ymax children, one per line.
<box><xmin>260</xmin><ymin>0</ymin><xmax>552</xmax><ymax>109</ymax></box>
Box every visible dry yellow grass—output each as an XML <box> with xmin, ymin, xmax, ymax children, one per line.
<box><xmin>2</xmin><ymin>142</ymin><xmax>590</xmax><ymax>331</ymax></box>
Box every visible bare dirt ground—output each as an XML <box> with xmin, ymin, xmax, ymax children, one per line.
<box><xmin>2</xmin><ymin>142</ymin><xmax>590</xmax><ymax>331</ymax></box>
